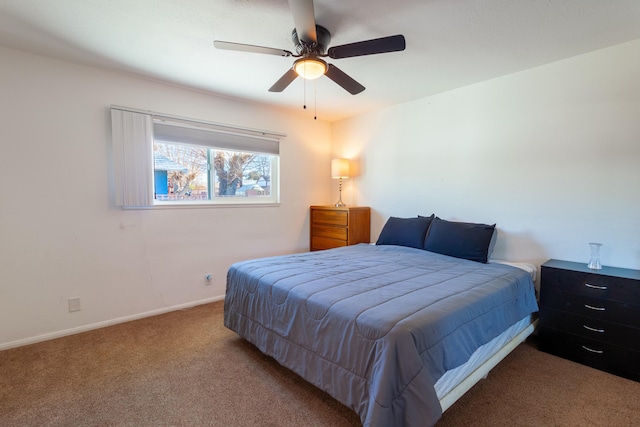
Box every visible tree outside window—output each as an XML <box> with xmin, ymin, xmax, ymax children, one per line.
<box><xmin>153</xmin><ymin>141</ymin><xmax>275</xmax><ymax>201</ymax></box>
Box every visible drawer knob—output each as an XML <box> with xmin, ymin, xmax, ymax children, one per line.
<box><xmin>584</xmin><ymin>304</ymin><xmax>606</xmax><ymax>311</ymax></box>
<box><xmin>583</xmin><ymin>325</ymin><xmax>605</xmax><ymax>333</ymax></box>
<box><xmin>582</xmin><ymin>345</ymin><xmax>604</xmax><ymax>354</ymax></box>
<box><xmin>584</xmin><ymin>283</ymin><xmax>607</xmax><ymax>290</ymax></box>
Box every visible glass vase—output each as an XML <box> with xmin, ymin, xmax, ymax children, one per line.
<box><xmin>587</xmin><ymin>243</ymin><xmax>602</xmax><ymax>270</ymax></box>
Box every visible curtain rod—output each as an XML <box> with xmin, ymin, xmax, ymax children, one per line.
<box><xmin>110</xmin><ymin>105</ymin><xmax>287</xmax><ymax>139</ymax></box>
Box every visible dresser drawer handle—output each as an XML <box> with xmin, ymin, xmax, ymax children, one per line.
<box><xmin>584</xmin><ymin>283</ymin><xmax>607</xmax><ymax>290</ymax></box>
<box><xmin>583</xmin><ymin>325</ymin><xmax>605</xmax><ymax>333</ymax></box>
<box><xmin>584</xmin><ymin>304</ymin><xmax>606</xmax><ymax>311</ymax></box>
<box><xmin>582</xmin><ymin>345</ymin><xmax>604</xmax><ymax>354</ymax></box>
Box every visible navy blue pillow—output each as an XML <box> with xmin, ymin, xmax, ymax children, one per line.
<box><xmin>423</xmin><ymin>218</ymin><xmax>496</xmax><ymax>263</ymax></box>
<box><xmin>376</xmin><ymin>215</ymin><xmax>434</xmax><ymax>249</ymax></box>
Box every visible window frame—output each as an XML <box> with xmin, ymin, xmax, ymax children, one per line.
<box><xmin>111</xmin><ymin>106</ymin><xmax>284</xmax><ymax>209</ymax></box>
<box><xmin>152</xmin><ymin>142</ymin><xmax>280</xmax><ymax>206</ymax></box>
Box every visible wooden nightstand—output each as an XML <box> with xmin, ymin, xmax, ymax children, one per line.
<box><xmin>310</xmin><ymin>206</ymin><xmax>370</xmax><ymax>251</ymax></box>
<box><xmin>538</xmin><ymin>259</ymin><xmax>640</xmax><ymax>382</ymax></box>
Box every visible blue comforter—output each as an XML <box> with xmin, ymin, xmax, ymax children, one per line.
<box><xmin>224</xmin><ymin>244</ymin><xmax>538</xmax><ymax>426</ymax></box>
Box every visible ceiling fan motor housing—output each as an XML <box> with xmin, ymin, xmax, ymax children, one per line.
<box><xmin>291</xmin><ymin>25</ymin><xmax>331</xmax><ymax>55</ymax></box>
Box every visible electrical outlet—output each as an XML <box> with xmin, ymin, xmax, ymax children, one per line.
<box><xmin>205</xmin><ymin>274</ymin><xmax>212</xmax><ymax>285</ymax></box>
<box><xmin>68</xmin><ymin>297</ymin><xmax>81</xmax><ymax>312</ymax></box>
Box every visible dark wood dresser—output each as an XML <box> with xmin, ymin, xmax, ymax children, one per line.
<box><xmin>310</xmin><ymin>206</ymin><xmax>370</xmax><ymax>251</ymax></box>
<box><xmin>538</xmin><ymin>259</ymin><xmax>640</xmax><ymax>382</ymax></box>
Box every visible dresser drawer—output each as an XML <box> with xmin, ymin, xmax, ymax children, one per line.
<box><xmin>540</xmin><ymin>288</ymin><xmax>640</xmax><ymax>326</ymax></box>
<box><xmin>539</xmin><ymin>327</ymin><xmax>640</xmax><ymax>382</ymax></box>
<box><xmin>312</xmin><ymin>224</ymin><xmax>347</xmax><ymax>241</ymax></box>
<box><xmin>539</xmin><ymin>308</ymin><xmax>640</xmax><ymax>351</ymax></box>
<box><xmin>541</xmin><ymin>265</ymin><xmax>640</xmax><ymax>303</ymax></box>
<box><xmin>311</xmin><ymin>236</ymin><xmax>347</xmax><ymax>251</ymax></box>
<box><xmin>311</xmin><ymin>209</ymin><xmax>348</xmax><ymax>226</ymax></box>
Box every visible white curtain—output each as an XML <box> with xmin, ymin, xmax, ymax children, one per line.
<box><xmin>111</xmin><ymin>108</ymin><xmax>154</xmax><ymax>207</ymax></box>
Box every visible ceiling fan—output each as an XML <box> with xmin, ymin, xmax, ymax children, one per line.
<box><xmin>214</xmin><ymin>0</ymin><xmax>406</xmax><ymax>95</ymax></box>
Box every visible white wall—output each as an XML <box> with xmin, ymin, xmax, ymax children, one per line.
<box><xmin>3</xmin><ymin>38</ymin><xmax>640</xmax><ymax>350</ymax></box>
<box><xmin>332</xmin><ymin>39</ymin><xmax>640</xmax><ymax>272</ymax></box>
<box><xmin>0</xmin><ymin>46</ymin><xmax>332</xmax><ymax>349</ymax></box>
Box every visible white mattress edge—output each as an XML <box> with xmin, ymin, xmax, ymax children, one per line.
<box><xmin>490</xmin><ymin>260</ymin><xmax>537</xmax><ymax>281</ymax></box>
<box><xmin>436</xmin><ymin>315</ymin><xmax>536</xmax><ymax>407</ymax></box>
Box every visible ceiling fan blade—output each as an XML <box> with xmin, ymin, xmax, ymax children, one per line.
<box><xmin>214</xmin><ymin>40</ymin><xmax>293</xmax><ymax>57</ymax></box>
<box><xmin>288</xmin><ymin>0</ymin><xmax>317</xmax><ymax>44</ymax></box>
<box><xmin>325</xmin><ymin>64</ymin><xmax>365</xmax><ymax>95</ymax></box>
<box><xmin>328</xmin><ymin>34</ymin><xmax>406</xmax><ymax>59</ymax></box>
<box><xmin>269</xmin><ymin>69</ymin><xmax>299</xmax><ymax>92</ymax></box>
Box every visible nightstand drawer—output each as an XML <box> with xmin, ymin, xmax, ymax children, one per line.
<box><xmin>539</xmin><ymin>327</ymin><xmax>640</xmax><ymax>382</ymax></box>
<box><xmin>312</xmin><ymin>224</ymin><xmax>348</xmax><ymax>241</ymax></box>
<box><xmin>311</xmin><ymin>236</ymin><xmax>347</xmax><ymax>251</ymax></box>
<box><xmin>539</xmin><ymin>308</ymin><xmax>640</xmax><ymax>351</ymax></box>
<box><xmin>540</xmin><ymin>288</ymin><xmax>640</xmax><ymax>326</ymax></box>
<box><xmin>541</xmin><ymin>264</ymin><xmax>640</xmax><ymax>303</ymax></box>
<box><xmin>311</xmin><ymin>209</ymin><xmax>348</xmax><ymax>226</ymax></box>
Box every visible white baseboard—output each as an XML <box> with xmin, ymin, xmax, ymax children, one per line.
<box><xmin>0</xmin><ymin>296</ymin><xmax>225</xmax><ymax>351</ymax></box>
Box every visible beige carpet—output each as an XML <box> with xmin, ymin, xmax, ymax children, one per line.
<box><xmin>1</xmin><ymin>301</ymin><xmax>638</xmax><ymax>426</ymax></box>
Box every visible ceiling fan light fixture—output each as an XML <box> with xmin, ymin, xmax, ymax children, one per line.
<box><xmin>293</xmin><ymin>57</ymin><xmax>327</xmax><ymax>80</ymax></box>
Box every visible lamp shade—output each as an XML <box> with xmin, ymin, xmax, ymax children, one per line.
<box><xmin>331</xmin><ymin>158</ymin><xmax>350</xmax><ymax>179</ymax></box>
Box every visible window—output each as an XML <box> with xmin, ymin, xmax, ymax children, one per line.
<box><xmin>153</xmin><ymin>141</ymin><xmax>277</xmax><ymax>203</ymax></box>
<box><xmin>111</xmin><ymin>107</ymin><xmax>282</xmax><ymax>207</ymax></box>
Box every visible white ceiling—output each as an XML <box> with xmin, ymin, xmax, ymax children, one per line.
<box><xmin>1</xmin><ymin>0</ymin><xmax>640</xmax><ymax>122</ymax></box>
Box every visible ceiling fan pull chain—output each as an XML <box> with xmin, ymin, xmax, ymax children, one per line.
<box><xmin>303</xmin><ymin>65</ymin><xmax>307</xmax><ymax>110</ymax></box>
<box><xmin>314</xmin><ymin>80</ymin><xmax>317</xmax><ymax>120</ymax></box>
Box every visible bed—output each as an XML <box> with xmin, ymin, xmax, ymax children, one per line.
<box><xmin>224</xmin><ymin>217</ymin><xmax>539</xmax><ymax>427</ymax></box>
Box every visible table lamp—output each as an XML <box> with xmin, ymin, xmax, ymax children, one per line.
<box><xmin>331</xmin><ymin>158</ymin><xmax>350</xmax><ymax>207</ymax></box>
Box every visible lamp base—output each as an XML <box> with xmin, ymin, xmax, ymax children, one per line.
<box><xmin>334</xmin><ymin>177</ymin><xmax>346</xmax><ymax>207</ymax></box>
